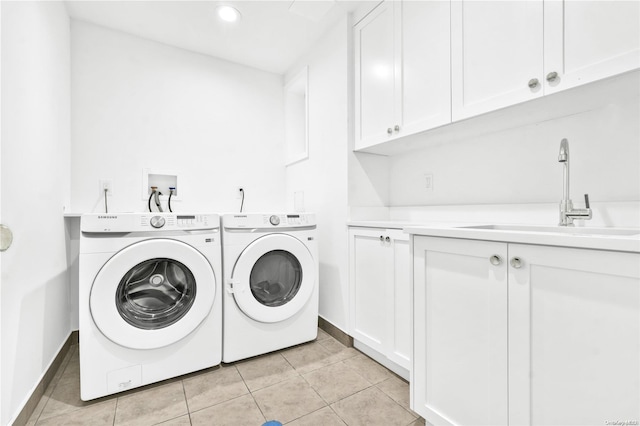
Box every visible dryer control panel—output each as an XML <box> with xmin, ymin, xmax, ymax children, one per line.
<box><xmin>223</xmin><ymin>213</ymin><xmax>316</xmax><ymax>230</ymax></box>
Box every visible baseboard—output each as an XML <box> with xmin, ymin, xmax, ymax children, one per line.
<box><xmin>353</xmin><ymin>339</ymin><xmax>409</xmax><ymax>381</ymax></box>
<box><xmin>12</xmin><ymin>330</ymin><xmax>79</xmax><ymax>426</ymax></box>
<box><xmin>318</xmin><ymin>317</ymin><xmax>353</xmax><ymax>347</ymax></box>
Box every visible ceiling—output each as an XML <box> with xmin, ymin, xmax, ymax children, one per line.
<box><xmin>65</xmin><ymin>0</ymin><xmax>375</xmax><ymax>75</ymax></box>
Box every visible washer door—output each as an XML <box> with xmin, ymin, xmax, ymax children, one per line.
<box><xmin>231</xmin><ymin>234</ymin><xmax>315</xmax><ymax>323</ymax></box>
<box><xmin>90</xmin><ymin>239</ymin><xmax>215</xmax><ymax>349</ymax></box>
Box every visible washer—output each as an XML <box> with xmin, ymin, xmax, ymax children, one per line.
<box><xmin>221</xmin><ymin>213</ymin><xmax>318</xmax><ymax>363</ymax></box>
<box><xmin>79</xmin><ymin>213</ymin><xmax>221</xmax><ymax>400</ymax></box>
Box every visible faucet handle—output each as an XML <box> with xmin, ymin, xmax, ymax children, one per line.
<box><xmin>584</xmin><ymin>194</ymin><xmax>590</xmax><ymax>209</ymax></box>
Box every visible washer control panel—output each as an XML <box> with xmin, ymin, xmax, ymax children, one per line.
<box><xmin>80</xmin><ymin>213</ymin><xmax>219</xmax><ymax>233</ymax></box>
<box><xmin>150</xmin><ymin>216</ymin><xmax>166</xmax><ymax>228</ymax></box>
<box><xmin>269</xmin><ymin>215</ymin><xmax>281</xmax><ymax>226</ymax></box>
<box><xmin>141</xmin><ymin>214</ymin><xmax>212</xmax><ymax>229</ymax></box>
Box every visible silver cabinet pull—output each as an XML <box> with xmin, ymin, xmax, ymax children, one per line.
<box><xmin>528</xmin><ymin>78</ymin><xmax>539</xmax><ymax>89</ymax></box>
<box><xmin>546</xmin><ymin>71</ymin><xmax>558</xmax><ymax>82</ymax></box>
<box><xmin>0</xmin><ymin>224</ymin><xmax>13</xmax><ymax>252</ymax></box>
<box><xmin>489</xmin><ymin>255</ymin><xmax>502</xmax><ymax>266</ymax></box>
<box><xmin>387</xmin><ymin>127</ymin><xmax>393</xmax><ymax>135</ymax></box>
<box><xmin>385</xmin><ymin>236</ymin><xmax>391</xmax><ymax>243</ymax></box>
<box><xmin>510</xmin><ymin>257</ymin><xmax>523</xmax><ymax>269</ymax></box>
<box><xmin>394</xmin><ymin>125</ymin><xmax>400</xmax><ymax>132</ymax></box>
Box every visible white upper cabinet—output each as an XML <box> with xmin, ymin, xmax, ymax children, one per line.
<box><xmin>355</xmin><ymin>1</ymin><xmax>395</xmax><ymax>150</ymax></box>
<box><xmin>398</xmin><ymin>1</ymin><xmax>451</xmax><ymax>138</ymax></box>
<box><xmin>544</xmin><ymin>0</ymin><xmax>640</xmax><ymax>94</ymax></box>
<box><xmin>452</xmin><ymin>0</ymin><xmax>640</xmax><ymax>121</ymax></box>
<box><xmin>355</xmin><ymin>0</ymin><xmax>451</xmax><ymax>150</ymax></box>
<box><xmin>355</xmin><ymin>0</ymin><xmax>639</xmax><ymax>152</ymax></box>
<box><xmin>451</xmin><ymin>0</ymin><xmax>544</xmax><ymax>121</ymax></box>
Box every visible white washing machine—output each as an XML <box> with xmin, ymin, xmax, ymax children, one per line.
<box><xmin>79</xmin><ymin>213</ymin><xmax>222</xmax><ymax>400</ymax></box>
<box><xmin>221</xmin><ymin>213</ymin><xmax>318</xmax><ymax>363</ymax></box>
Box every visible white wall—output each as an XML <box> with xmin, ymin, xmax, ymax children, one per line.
<box><xmin>285</xmin><ymin>18</ymin><xmax>350</xmax><ymax>331</ymax></box>
<box><xmin>389</xmin><ymin>94</ymin><xmax>640</xmax><ymax>210</ymax></box>
<box><xmin>71</xmin><ymin>21</ymin><xmax>286</xmax><ymax>214</ymax></box>
<box><xmin>1</xmin><ymin>2</ymin><xmax>71</xmax><ymax>424</ymax></box>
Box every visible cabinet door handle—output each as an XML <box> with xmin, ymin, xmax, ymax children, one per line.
<box><xmin>546</xmin><ymin>71</ymin><xmax>558</xmax><ymax>82</ymax></box>
<box><xmin>387</xmin><ymin>127</ymin><xmax>393</xmax><ymax>135</ymax></box>
<box><xmin>510</xmin><ymin>257</ymin><xmax>523</xmax><ymax>269</ymax></box>
<box><xmin>528</xmin><ymin>78</ymin><xmax>539</xmax><ymax>89</ymax></box>
<box><xmin>385</xmin><ymin>236</ymin><xmax>391</xmax><ymax>243</ymax></box>
<box><xmin>489</xmin><ymin>255</ymin><xmax>502</xmax><ymax>266</ymax></box>
<box><xmin>394</xmin><ymin>125</ymin><xmax>400</xmax><ymax>132</ymax></box>
<box><xmin>379</xmin><ymin>235</ymin><xmax>384</xmax><ymax>241</ymax></box>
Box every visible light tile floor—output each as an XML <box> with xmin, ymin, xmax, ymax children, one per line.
<box><xmin>26</xmin><ymin>329</ymin><xmax>425</xmax><ymax>426</ymax></box>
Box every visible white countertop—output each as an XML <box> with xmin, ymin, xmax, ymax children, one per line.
<box><xmin>347</xmin><ymin>221</ymin><xmax>412</xmax><ymax>229</ymax></box>
<box><xmin>405</xmin><ymin>223</ymin><xmax>640</xmax><ymax>253</ymax></box>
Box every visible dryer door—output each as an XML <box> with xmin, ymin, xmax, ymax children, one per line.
<box><xmin>231</xmin><ymin>233</ymin><xmax>316</xmax><ymax>323</ymax></box>
<box><xmin>90</xmin><ymin>239</ymin><xmax>216</xmax><ymax>349</ymax></box>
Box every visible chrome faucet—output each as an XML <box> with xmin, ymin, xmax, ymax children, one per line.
<box><xmin>558</xmin><ymin>138</ymin><xmax>592</xmax><ymax>226</ymax></box>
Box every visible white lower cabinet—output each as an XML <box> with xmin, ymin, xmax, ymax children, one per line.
<box><xmin>508</xmin><ymin>243</ymin><xmax>640</xmax><ymax>425</ymax></box>
<box><xmin>413</xmin><ymin>237</ymin><xmax>508</xmax><ymax>425</ymax></box>
<box><xmin>349</xmin><ymin>227</ymin><xmax>411</xmax><ymax>373</ymax></box>
<box><xmin>413</xmin><ymin>236</ymin><xmax>640</xmax><ymax>426</ymax></box>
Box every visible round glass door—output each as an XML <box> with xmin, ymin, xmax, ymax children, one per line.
<box><xmin>250</xmin><ymin>250</ymin><xmax>302</xmax><ymax>307</ymax></box>
<box><xmin>90</xmin><ymin>239</ymin><xmax>216</xmax><ymax>349</ymax></box>
<box><xmin>232</xmin><ymin>233</ymin><xmax>316</xmax><ymax>323</ymax></box>
<box><xmin>117</xmin><ymin>258</ymin><xmax>197</xmax><ymax>330</ymax></box>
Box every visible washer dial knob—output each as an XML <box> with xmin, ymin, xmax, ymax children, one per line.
<box><xmin>269</xmin><ymin>215</ymin><xmax>280</xmax><ymax>226</ymax></box>
<box><xmin>150</xmin><ymin>216</ymin><xmax>165</xmax><ymax>228</ymax></box>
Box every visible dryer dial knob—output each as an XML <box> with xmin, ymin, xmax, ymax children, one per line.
<box><xmin>150</xmin><ymin>216</ymin><xmax>165</xmax><ymax>228</ymax></box>
<box><xmin>269</xmin><ymin>215</ymin><xmax>280</xmax><ymax>226</ymax></box>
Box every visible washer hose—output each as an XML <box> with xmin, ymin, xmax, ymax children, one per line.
<box><xmin>148</xmin><ymin>188</ymin><xmax>156</xmax><ymax>212</ymax></box>
<box><xmin>168</xmin><ymin>187</ymin><xmax>175</xmax><ymax>213</ymax></box>
<box><xmin>154</xmin><ymin>190</ymin><xmax>163</xmax><ymax>212</ymax></box>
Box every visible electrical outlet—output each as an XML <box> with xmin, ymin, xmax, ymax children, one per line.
<box><xmin>236</xmin><ymin>187</ymin><xmax>244</xmax><ymax>199</ymax></box>
<box><xmin>424</xmin><ymin>174</ymin><xmax>433</xmax><ymax>191</ymax></box>
<box><xmin>99</xmin><ymin>179</ymin><xmax>114</xmax><ymax>196</ymax></box>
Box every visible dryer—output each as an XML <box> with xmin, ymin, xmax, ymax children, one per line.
<box><xmin>79</xmin><ymin>213</ymin><xmax>221</xmax><ymax>400</ymax></box>
<box><xmin>221</xmin><ymin>213</ymin><xmax>318</xmax><ymax>363</ymax></box>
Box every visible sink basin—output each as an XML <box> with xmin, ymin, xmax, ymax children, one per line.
<box><xmin>459</xmin><ymin>224</ymin><xmax>640</xmax><ymax>236</ymax></box>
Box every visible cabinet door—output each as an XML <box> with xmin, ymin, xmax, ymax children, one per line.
<box><xmin>397</xmin><ymin>0</ymin><xmax>451</xmax><ymax>136</ymax></box>
<box><xmin>354</xmin><ymin>1</ymin><xmax>395</xmax><ymax>150</ymax></box>
<box><xmin>509</xmin><ymin>244</ymin><xmax>640</xmax><ymax>425</ymax></box>
<box><xmin>413</xmin><ymin>236</ymin><xmax>508</xmax><ymax>426</ymax></box>
<box><xmin>386</xmin><ymin>229</ymin><xmax>411</xmax><ymax>370</ymax></box>
<box><xmin>349</xmin><ymin>228</ymin><xmax>390</xmax><ymax>353</ymax></box>
<box><xmin>451</xmin><ymin>0</ymin><xmax>544</xmax><ymax>121</ymax></box>
<box><xmin>544</xmin><ymin>0</ymin><xmax>640</xmax><ymax>94</ymax></box>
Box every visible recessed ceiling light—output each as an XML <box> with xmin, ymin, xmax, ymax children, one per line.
<box><xmin>216</xmin><ymin>5</ymin><xmax>241</xmax><ymax>23</ymax></box>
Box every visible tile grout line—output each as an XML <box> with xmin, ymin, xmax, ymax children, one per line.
<box><xmin>305</xmin><ymin>380</ymin><xmax>342</xmax><ymax>425</ymax></box>
<box><xmin>183</xmin><ymin>366</ymin><xmax>256</xmax><ymax>419</ymax></box>
<box><xmin>112</xmin><ymin>396</ymin><xmax>119</xmax><ymax>426</ymax></box>
<box><xmin>368</xmin><ymin>382</ymin><xmax>420</xmax><ymax>423</ymax></box>
<box><xmin>240</xmin><ymin>363</ymin><xmax>269</xmax><ymax>425</ymax></box>
<box><xmin>179</xmin><ymin>379</ymin><xmax>193</xmax><ymax>425</ymax></box>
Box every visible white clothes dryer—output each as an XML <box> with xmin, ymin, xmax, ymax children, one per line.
<box><xmin>79</xmin><ymin>213</ymin><xmax>222</xmax><ymax>400</ymax></box>
<box><xmin>221</xmin><ymin>213</ymin><xmax>318</xmax><ymax>363</ymax></box>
